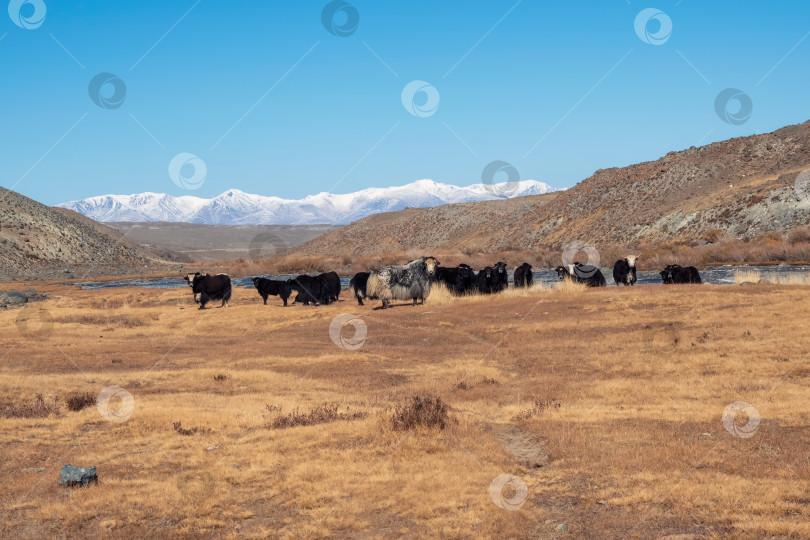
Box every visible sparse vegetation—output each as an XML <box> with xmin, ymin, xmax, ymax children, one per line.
<box><xmin>788</xmin><ymin>226</ymin><xmax>810</xmax><ymax>245</ymax></box>
<box><xmin>56</xmin><ymin>313</ymin><xmax>153</xmax><ymax>327</ymax></box>
<box><xmin>172</xmin><ymin>421</ymin><xmax>211</xmax><ymax>436</ymax></box>
<box><xmin>65</xmin><ymin>392</ymin><xmax>96</xmax><ymax>412</ymax></box>
<box><xmin>0</xmin><ymin>284</ymin><xmax>809</xmax><ymax>537</ymax></box>
<box><xmin>1</xmin><ymin>394</ymin><xmax>59</xmax><ymax>418</ymax></box>
<box><xmin>391</xmin><ymin>394</ymin><xmax>449</xmax><ymax>431</ymax></box>
<box><xmin>513</xmin><ymin>398</ymin><xmax>561</xmax><ymax>422</ymax></box>
<box><xmin>734</xmin><ymin>268</ymin><xmax>762</xmax><ymax>284</ymax></box>
<box><xmin>267</xmin><ymin>402</ymin><xmax>367</xmax><ymax>429</ymax></box>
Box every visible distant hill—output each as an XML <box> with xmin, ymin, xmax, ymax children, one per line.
<box><xmin>0</xmin><ymin>187</ymin><xmax>182</xmax><ymax>280</ymax></box>
<box><xmin>292</xmin><ymin>120</ymin><xmax>810</xmax><ymax>257</ymax></box>
<box><xmin>106</xmin><ymin>222</ymin><xmax>341</xmax><ymax>262</ymax></box>
<box><xmin>56</xmin><ymin>179</ymin><xmax>557</xmax><ymax>225</ymax></box>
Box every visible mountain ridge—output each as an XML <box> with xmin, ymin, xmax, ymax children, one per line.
<box><xmin>57</xmin><ymin>179</ymin><xmax>556</xmax><ymax>226</ymax></box>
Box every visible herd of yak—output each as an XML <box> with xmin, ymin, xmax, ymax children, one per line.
<box><xmin>182</xmin><ymin>256</ymin><xmax>703</xmax><ymax>310</ymax></box>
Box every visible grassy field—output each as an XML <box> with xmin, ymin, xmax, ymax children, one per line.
<box><xmin>1</xmin><ymin>280</ymin><xmax>809</xmax><ymax>538</ymax></box>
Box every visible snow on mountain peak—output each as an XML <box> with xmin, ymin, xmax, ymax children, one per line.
<box><xmin>56</xmin><ymin>179</ymin><xmax>557</xmax><ymax>226</ymax></box>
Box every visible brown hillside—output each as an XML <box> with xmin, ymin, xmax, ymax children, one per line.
<box><xmin>294</xmin><ymin>120</ymin><xmax>810</xmax><ymax>258</ymax></box>
<box><xmin>0</xmin><ymin>187</ymin><xmax>183</xmax><ymax>280</ymax></box>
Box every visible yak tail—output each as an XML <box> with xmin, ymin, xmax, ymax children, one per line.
<box><xmin>224</xmin><ymin>280</ymin><xmax>233</xmax><ymax>302</ymax></box>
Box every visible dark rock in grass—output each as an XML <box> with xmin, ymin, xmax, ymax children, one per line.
<box><xmin>0</xmin><ymin>289</ymin><xmax>47</xmax><ymax>308</ymax></box>
<box><xmin>4</xmin><ymin>290</ymin><xmax>27</xmax><ymax>304</ymax></box>
<box><xmin>58</xmin><ymin>464</ymin><xmax>98</xmax><ymax>487</ymax></box>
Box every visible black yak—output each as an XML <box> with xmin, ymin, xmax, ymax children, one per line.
<box><xmin>613</xmin><ymin>256</ymin><xmax>638</xmax><ymax>286</ymax></box>
<box><xmin>435</xmin><ymin>264</ymin><xmax>476</xmax><ymax>295</ymax></box>
<box><xmin>555</xmin><ymin>263</ymin><xmax>607</xmax><ymax>287</ymax></box>
<box><xmin>319</xmin><ymin>271</ymin><xmax>341</xmax><ymax>303</ymax></box>
<box><xmin>476</xmin><ymin>266</ymin><xmax>496</xmax><ymax>294</ymax></box>
<box><xmin>492</xmin><ymin>262</ymin><xmax>508</xmax><ymax>292</ymax></box>
<box><xmin>188</xmin><ymin>273</ymin><xmax>232</xmax><ymax>309</ymax></box>
<box><xmin>289</xmin><ymin>274</ymin><xmax>328</xmax><ymax>305</ymax></box>
<box><xmin>349</xmin><ymin>271</ymin><xmax>371</xmax><ymax>306</ymax></box>
<box><xmin>251</xmin><ymin>277</ymin><xmax>292</xmax><ymax>306</ymax></box>
<box><xmin>513</xmin><ymin>263</ymin><xmax>533</xmax><ymax>288</ymax></box>
<box><xmin>660</xmin><ymin>264</ymin><xmax>702</xmax><ymax>284</ymax></box>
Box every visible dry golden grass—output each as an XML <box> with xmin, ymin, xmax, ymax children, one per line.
<box><xmin>735</xmin><ymin>268</ymin><xmax>810</xmax><ymax>286</ymax></box>
<box><xmin>734</xmin><ymin>268</ymin><xmax>762</xmax><ymax>284</ymax></box>
<box><xmin>1</xmin><ymin>281</ymin><xmax>809</xmax><ymax>538</ymax></box>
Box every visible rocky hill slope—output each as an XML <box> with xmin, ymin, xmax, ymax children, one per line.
<box><xmin>0</xmin><ymin>187</ymin><xmax>182</xmax><ymax>280</ymax></box>
<box><xmin>293</xmin><ymin>120</ymin><xmax>810</xmax><ymax>257</ymax></box>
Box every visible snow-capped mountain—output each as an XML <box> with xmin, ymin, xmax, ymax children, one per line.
<box><xmin>57</xmin><ymin>179</ymin><xmax>556</xmax><ymax>226</ymax></box>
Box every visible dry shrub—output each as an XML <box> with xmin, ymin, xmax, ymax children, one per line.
<box><xmin>733</xmin><ymin>268</ymin><xmax>761</xmax><ymax>284</ymax></box>
<box><xmin>268</xmin><ymin>403</ymin><xmax>367</xmax><ymax>429</ymax></box>
<box><xmin>513</xmin><ymin>398</ymin><xmax>561</xmax><ymax>422</ymax></box>
<box><xmin>425</xmin><ymin>282</ymin><xmax>457</xmax><ymax>306</ymax></box>
<box><xmin>765</xmin><ymin>272</ymin><xmax>810</xmax><ymax>285</ymax></box>
<box><xmin>213</xmin><ymin>373</ymin><xmax>230</xmax><ymax>381</ymax></box>
<box><xmin>704</xmin><ymin>228</ymin><xmax>725</xmax><ymax>243</ymax></box>
<box><xmin>65</xmin><ymin>392</ymin><xmax>96</xmax><ymax>412</ymax></box>
<box><xmin>391</xmin><ymin>394</ymin><xmax>449</xmax><ymax>431</ymax></box>
<box><xmin>275</xmin><ymin>255</ymin><xmax>330</xmax><ymax>274</ymax></box>
<box><xmin>172</xmin><ymin>421</ymin><xmax>211</xmax><ymax>436</ymax></box>
<box><xmin>81</xmin><ymin>297</ymin><xmax>126</xmax><ymax>310</ymax></box>
<box><xmin>1</xmin><ymin>394</ymin><xmax>59</xmax><ymax>418</ymax></box>
<box><xmin>788</xmin><ymin>226</ymin><xmax>810</xmax><ymax>245</ymax></box>
<box><xmin>756</xmin><ymin>230</ymin><xmax>783</xmax><ymax>246</ymax></box>
<box><xmin>500</xmin><ymin>283</ymin><xmax>548</xmax><ymax>298</ymax></box>
<box><xmin>460</xmin><ymin>242</ymin><xmax>484</xmax><ymax>258</ymax></box>
<box><xmin>553</xmin><ymin>279</ymin><xmax>587</xmax><ymax>294</ymax></box>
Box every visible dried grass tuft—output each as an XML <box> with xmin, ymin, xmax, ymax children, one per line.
<box><xmin>391</xmin><ymin>394</ymin><xmax>449</xmax><ymax>431</ymax></box>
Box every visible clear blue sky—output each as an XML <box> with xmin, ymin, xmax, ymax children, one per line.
<box><xmin>2</xmin><ymin>1</ymin><xmax>809</xmax><ymax>205</ymax></box>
